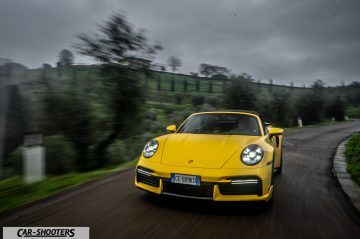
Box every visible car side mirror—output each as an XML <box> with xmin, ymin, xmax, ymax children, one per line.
<box><xmin>269</xmin><ymin>127</ymin><xmax>283</xmax><ymax>136</ymax></box>
<box><xmin>166</xmin><ymin>125</ymin><xmax>177</xmax><ymax>133</ymax></box>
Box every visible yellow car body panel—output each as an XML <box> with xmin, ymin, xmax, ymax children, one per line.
<box><xmin>135</xmin><ymin>111</ymin><xmax>283</xmax><ymax>202</ymax></box>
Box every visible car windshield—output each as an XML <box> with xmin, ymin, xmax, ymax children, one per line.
<box><xmin>178</xmin><ymin>113</ymin><xmax>261</xmax><ymax>136</ymax></box>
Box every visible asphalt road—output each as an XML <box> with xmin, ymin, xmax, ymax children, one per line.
<box><xmin>2</xmin><ymin>121</ymin><xmax>360</xmax><ymax>239</ymax></box>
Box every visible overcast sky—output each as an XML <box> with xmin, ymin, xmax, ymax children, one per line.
<box><xmin>0</xmin><ymin>0</ymin><xmax>359</xmax><ymax>86</ymax></box>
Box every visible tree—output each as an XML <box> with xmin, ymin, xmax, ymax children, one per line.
<box><xmin>216</xmin><ymin>66</ymin><xmax>230</xmax><ymax>75</ymax></box>
<box><xmin>312</xmin><ymin>79</ymin><xmax>325</xmax><ymax>89</ymax></box>
<box><xmin>224</xmin><ymin>78</ymin><xmax>257</xmax><ymax>110</ymax></box>
<box><xmin>192</xmin><ymin>95</ymin><xmax>205</xmax><ymax>106</ymax></box>
<box><xmin>40</xmin><ymin>85</ymin><xmax>94</xmax><ymax>172</ymax></box>
<box><xmin>167</xmin><ymin>56</ymin><xmax>182</xmax><ymax>72</ymax></box>
<box><xmin>199</xmin><ymin>63</ymin><xmax>230</xmax><ymax>78</ymax></box>
<box><xmin>345</xmin><ymin>82</ymin><xmax>360</xmax><ymax>105</ymax></box>
<box><xmin>183</xmin><ymin>79</ymin><xmax>188</xmax><ymax>92</ymax></box>
<box><xmin>294</xmin><ymin>80</ymin><xmax>326</xmax><ymax>125</ymax></box>
<box><xmin>3</xmin><ymin>85</ymin><xmax>28</xmax><ymax>170</ymax></box>
<box><xmin>211</xmin><ymin>73</ymin><xmax>228</xmax><ymax>80</ymax></box>
<box><xmin>269</xmin><ymin>91</ymin><xmax>292</xmax><ymax>127</ymax></box>
<box><xmin>58</xmin><ymin>49</ymin><xmax>74</xmax><ymax>66</ymax></box>
<box><xmin>325</xmin><ymin>96</ymin><xmax>345</xmax><ymax>121</ymax></box>
<box><xmin>75</xmin><ymin>13</ymin><xmax>161</xmax><ymax>168</ymax></box>
<box><xmin>199</xmin><ymin>63</ymin><xmax>213</xmax><ymax>77</ymax></box>
<box><xmin>239</xmin><ymin>73</ymin><xmax>254</xmax><ymax>81</ymax></box>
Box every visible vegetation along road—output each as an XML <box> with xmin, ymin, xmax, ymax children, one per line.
<box><xmin>1</xmin><ymin>121</ymin><xmax>360</xmax><ymax>239</ymax></box>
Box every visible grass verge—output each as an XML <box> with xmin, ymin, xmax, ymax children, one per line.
<box><xmin>0</xmin><ymin>159</ymin><xmax>137</xmax><ymax>212</ymax></box>
<box><xmin>346</xmin><ymin>105</ymin><xmax>360</xmax><ymax>119</ymax></box>
<box><xmin>345</xmin><ymin>133</ymin><xmax>360</xmax><ymax>186</ymax></box>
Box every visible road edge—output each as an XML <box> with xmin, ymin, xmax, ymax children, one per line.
<box><xmin>333</xmin><ymin>135</ymin><xmax>360</xmax><ymax>213</ymax></box>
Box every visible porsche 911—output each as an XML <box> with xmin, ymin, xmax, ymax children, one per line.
<box><xmin>135</xmin><ymin>110</ymin><xmax>283</xmax><ymax>203</ymax></box>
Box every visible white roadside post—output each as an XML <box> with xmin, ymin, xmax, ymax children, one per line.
<box><xmin>23</xmin><ymin>133</ymin><xmax>45</xmax><ymax>184</ymax></box>
<box><xmin>297</xmin><ymin>117</ymin><xmax>303</xmax><ymax>127</ymax></box>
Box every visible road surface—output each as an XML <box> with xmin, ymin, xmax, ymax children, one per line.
<box><xmin>2</xmin><ymin>121</ymin><xmax>360</xmax><ymax>238</ymax></box>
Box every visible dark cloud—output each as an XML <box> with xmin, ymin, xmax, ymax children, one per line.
<box><xmin>0</xmin><ymin>0</ymin><xmax>359</xmax><ymax>86</ymax></box>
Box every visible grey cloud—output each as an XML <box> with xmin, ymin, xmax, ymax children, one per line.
<box><xmin>0</xmin><ymin>0</ymin><xmax>359</xmax><ymax>86</ymax></box>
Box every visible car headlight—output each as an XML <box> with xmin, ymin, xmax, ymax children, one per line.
<box><xmin>241</xmin><ymin>144</ymin><xmax>264</xmax><ymax>166</ymax></box>
<box><xmin>143</xmin><ymin>140</ymin><xmax>159</xmax><ymax>158</ymax></box>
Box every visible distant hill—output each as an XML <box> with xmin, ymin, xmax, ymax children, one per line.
<box><xmin>26</xmin><ymin>64</ymin><xmax>309</xmax><ymax>93</ymax></box>
<box><xmin>23</xmin><ymin>64</ymin><xmax>358</xmax><ymax>108</ymax></box>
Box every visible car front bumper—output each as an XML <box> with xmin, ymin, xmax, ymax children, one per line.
<box><xmin>135</xmin><ymin>160</ymin><xmax>273</xmax><ymax>202</ymax></box>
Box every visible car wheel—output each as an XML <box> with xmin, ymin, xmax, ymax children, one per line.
<box><xmin>266</xmin><ymin>153</ymin><xmax>275</xmax><ymax>208</ymax></box>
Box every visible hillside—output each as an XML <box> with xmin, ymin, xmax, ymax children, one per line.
<box><xmin>24</xmin><ymin>65</ymin><xmax>312</xmax><ymax>102</ymax></box>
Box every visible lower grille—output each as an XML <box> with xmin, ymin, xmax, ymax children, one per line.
<box><xmin>218</xmin><ymin>178</ymin><xmax>262</xmax><ymax>196</ymax></box>
<box><xmin>162</xmin><ymin>180</ymin><xmax>214</xmax><ymax>198</ymax></box>
<box><xmin>137</xmin><ymin>173</ymin><xmax>160</xmax><ymax>187</ymax></box>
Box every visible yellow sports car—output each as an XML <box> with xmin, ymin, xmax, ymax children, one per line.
<box><xmin>135</xmin><ymin>110</ymin><xmax>283</xmax><ymax>202</ymax></box>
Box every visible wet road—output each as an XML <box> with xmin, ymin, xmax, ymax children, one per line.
<box><xmin>1</xmin><ymin>121</ymin><xmax>360</xmax><ymax>238</ymax></box>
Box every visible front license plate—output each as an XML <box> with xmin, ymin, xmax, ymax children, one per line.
<box><xmin>171</xmin><ymin>174</ymin><xmax>200</xmax><ymax>186</ymax></box>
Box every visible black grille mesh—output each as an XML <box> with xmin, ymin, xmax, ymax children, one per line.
<box><xmin>137</xmin><ymin>173</ymin><xmax>160</xmax><ymax>187</ymax></box>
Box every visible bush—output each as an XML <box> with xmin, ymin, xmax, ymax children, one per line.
<box><xmin>206</xmin><ymin>96</ymin><xmax>224</xmax><ymax>108</ymax></box>
<box><xmin>346</xmin><ymin>106</ymin><xmax>360</xmax><ymax>119</ymax></box>
<box><xmin>40</xmin><ymin>89</ymin><xmax>94</xmax><ymax>171</ymax></box>
<box><xmin>175</xmin><ymin>93</ymin><xmax>184</xmax><ymax>105</ymax></box>
<box><xmin>163</xmin><ymin>106</ymin><xmax>174</xmax><ymax>115</ymax></box>
<box><xmin>6</xmin><ymin>135</ymin><xmax>76</xmax><ymax>176</ymax></box>
<box><xmin>224</xmin><ymin>79</ymin><xmax>256</xmax><ymax>110</ymax></box>
<box><xmin>145</xmin><ymin>109</ymin><xmax>158</xmax><ymax>121</ymax></box>
<box><xmin>44</xmin><ymin>135</ymin><xmax>76</xmax><ymax>174</ymax></box>
<box><xmin>325</xmin><ymin>97</ymin><xmax>345</xmax><ymax>121</ymax></box>
<box><xmin>106</xmin><ymin>140</ymin><xmax>128</xmax><ymax>165</ymax></box>
<box><xmin>149</xmin><ymin>120</ymin><xmax>165</xmax><ymax>134</ymax></box>
<box><xmin>269</xmin><ymin>91</ymin><xmax>293</xmax><ymax>127</ymax></box>
<box><xmin>143</xmin><ymin>119</ymin><xmax>153</xmax><ymax>132</ymax></box>
<box><xmin>7</xmin><ymin>147</ymin><xmax>23</xmax><ymax>176</ymax></box>
<box><xmin>294</xmin><ymin>91</ymin><xmax>325</xmax><ymax>125</ymax></box>
<box><xmin>124</xmin><ymin>136</ymin><xmax>152</xmax><ymax>161</ymax></box>
<box><xmin>192</xmin><ymin>95</ymin><xmax>205</xmax><ymax>106</ymax></box>
<box><xmin>200</xmin><ymin>104</ymin><xmax>216</xmax><ymax>112</ymax></box>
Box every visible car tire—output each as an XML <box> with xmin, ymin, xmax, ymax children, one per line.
<box><xmin>277</xmin><ymin>148</ymin><xmax>283</xmax><ymax>175</ymax></box>
<box><xmin>274</xmin><ymin>148</ymin><xmax>283</xmax><ymax>175</ymax></box>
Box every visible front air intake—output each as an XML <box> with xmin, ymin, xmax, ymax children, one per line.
<box><xmin>218</xmin><ymin>177</ymin><xmax>262</xmax><ymax>196</ymax></box>
<box><xmin>136</xmin><ymin>167</ymin><xmax>160</xmax><ymax>187</ymax></box>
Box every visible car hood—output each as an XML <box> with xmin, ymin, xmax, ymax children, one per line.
<box><xmin>161</xmin><ymin>133</ymin><xmax>260</xmax><ymax>169</ymax></box>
